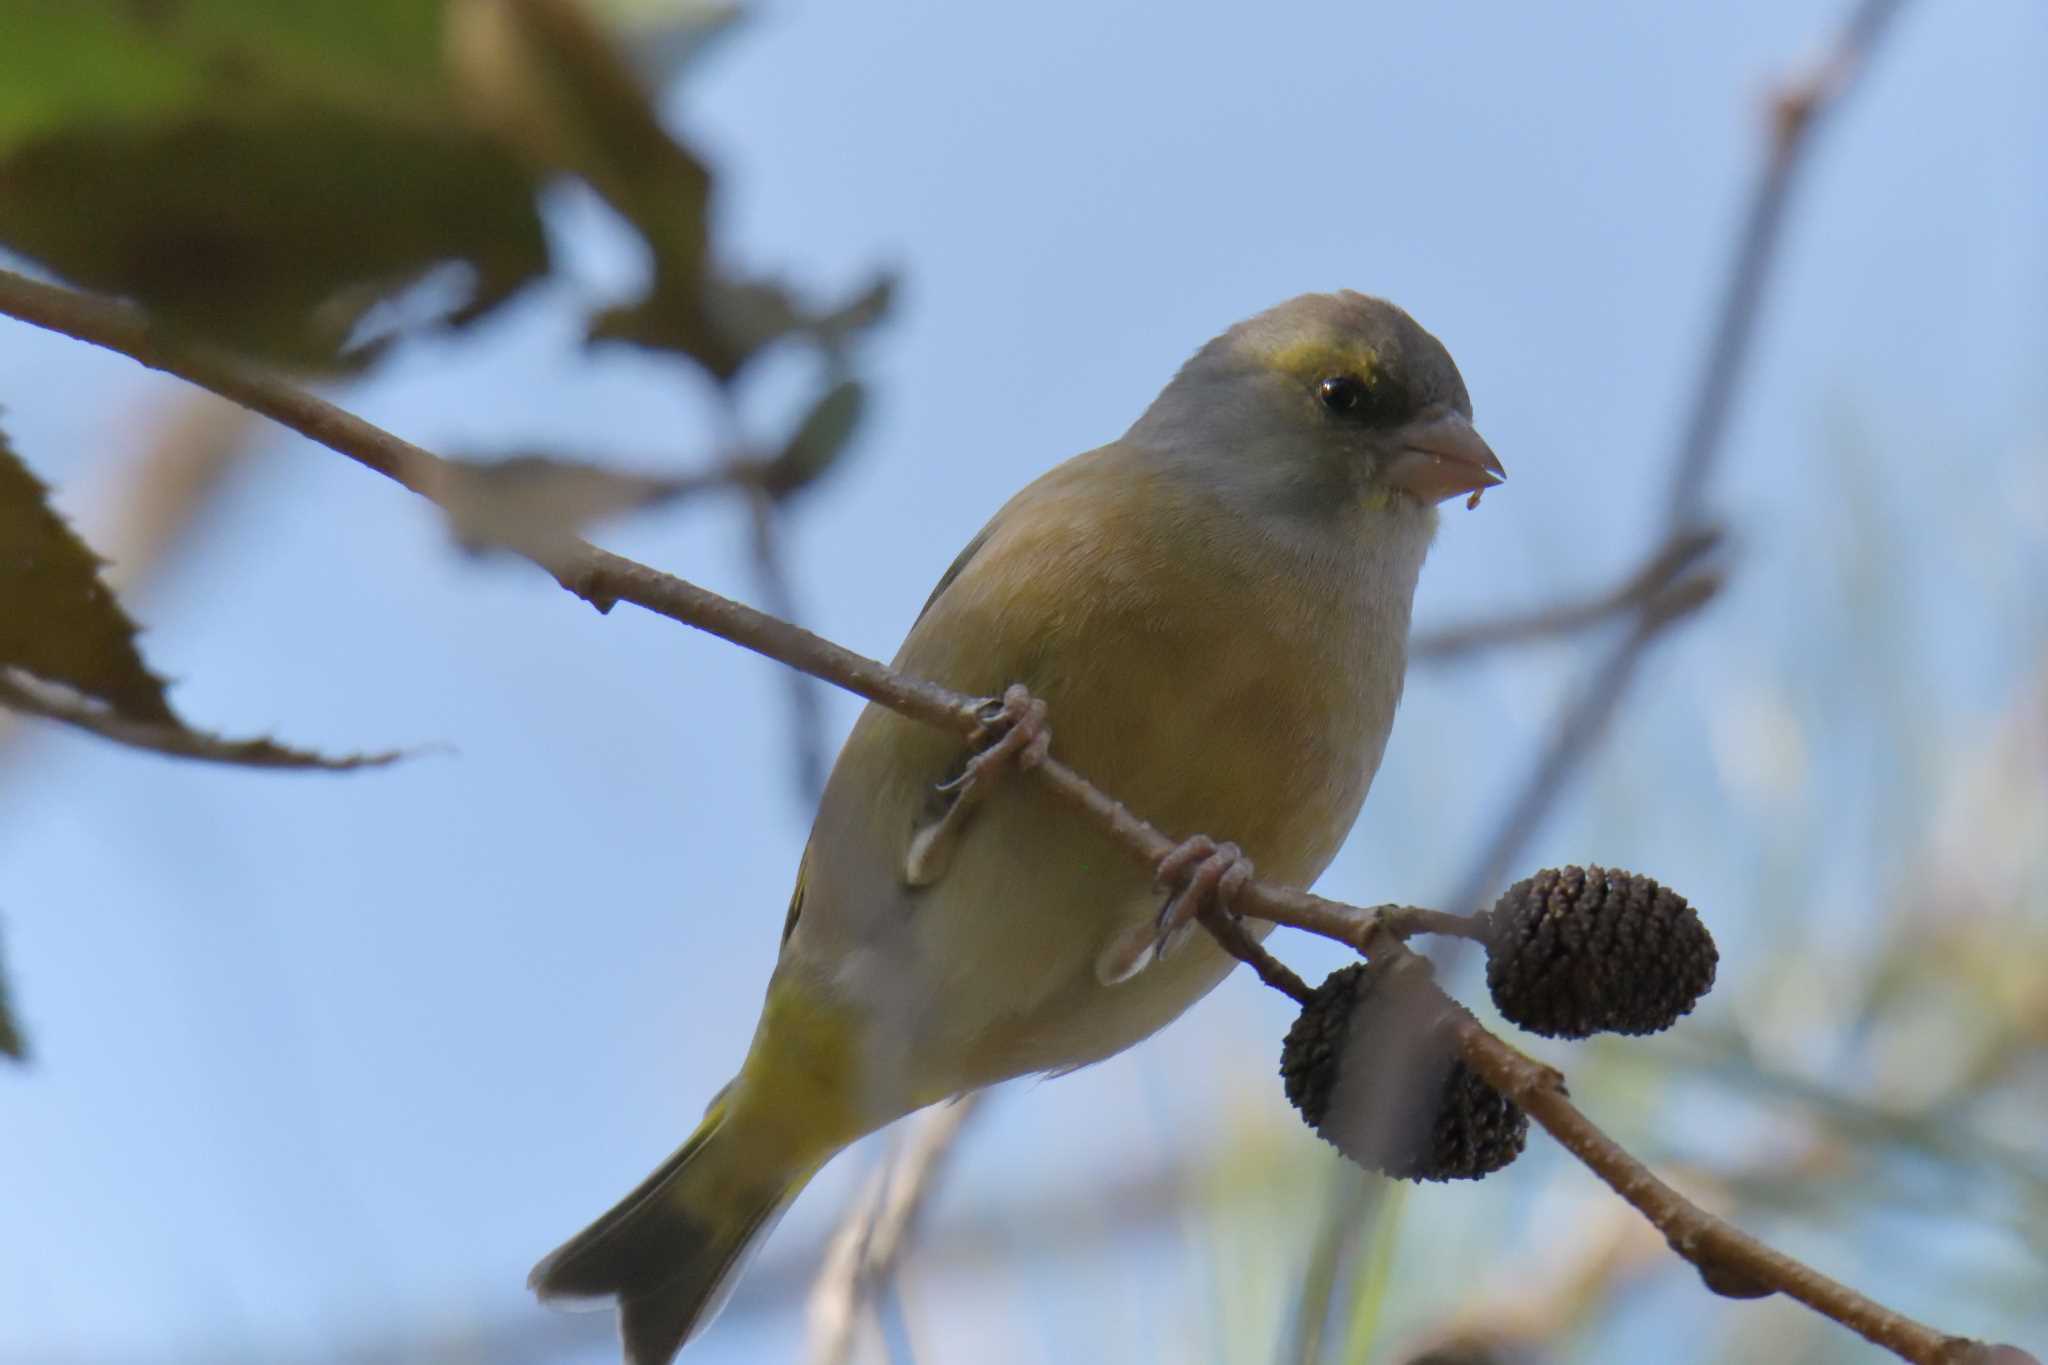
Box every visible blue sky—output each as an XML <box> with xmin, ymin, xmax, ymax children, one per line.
<box><xmin>2</xmin><ymin>1</ymin><xmax>2043</xmax><ymax>1361</ymax></box>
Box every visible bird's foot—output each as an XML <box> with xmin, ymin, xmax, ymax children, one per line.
<box><xmin>937</xmin><ymin>684</ymin><xmax>1052</xmax><ymax>795</ymax></box>
<box><xmin>1152</xmin><ymin>835</ymin><xmax>1255</xmax><ymax>962</ymax></box>
<box><xmin>904</xmin><ymin>684</ymin><xmax>1050</xmax><ymax>887</ymax></box>
<box><xmin>1096</xmin><ymin>835</ymin><xmax>1254</xmax><ymax>985</ymax></box>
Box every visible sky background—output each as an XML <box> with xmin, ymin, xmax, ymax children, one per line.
<box><xmin>2</xmin><ymin>1</ymin><xmax>2044</xmax><ymax>1362</ymax></box>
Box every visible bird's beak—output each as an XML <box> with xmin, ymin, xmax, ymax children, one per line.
<box><xmin>1385</xmin><ymin>410</ymin><xmax>1505</xmax><ymax>504</ymax></box>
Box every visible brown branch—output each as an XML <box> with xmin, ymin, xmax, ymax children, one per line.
<box><xmin>1443</xmin><ymin>606</ymin><xmax>1680</xmax><ymax>912</ymax></box>
<box><xmin>0</xmin><ymin>668</ymin><xmax>403</xmax><ymax>770</ymax></box>
<box><xmin>1404</xmin><ymin>0</ymin><xmax>1891</xmax><ymax>675</ymax></box>
<box><xmin>0</xmin><ymin>271</ymin><xmax>441</xmax><ymax>495</ymax></box>
<box><xmin>1375</xmin><ymin>904</ymin><xmax>1494</xmax><ymax>943</ymax></box>
<box><xmin>0</xmin><ymin>262</ymin><xmax>2003</xmax><ymax>1362</ymax></box>
<box><xmin>1436</xmin><ymin>0</ymin><xmax>1909</xmax><ymax>917</ymax></box>
<box><xmin>1212</xmin><ymin>915</ymin><xmax>1997</xmax><ymax>1365</ymax></box>
<box><xmin>1196</xmin><ymin>905</ymin><xmax>1315</xmax><ymax>1006</ymax></box>
<box><xmin>1666</xmin><ymin>0</ymin><xmax>1911</xmax><ymax>522</ymax></box>
<box><xmin>1411</xmin><ymin>526</ymin><xmax>1724</xmax><ymax>663</ymax></box>
<box><xmin>741</xmin><ymin>484</ymin><xmax>831</xmax><ymax>803</ymax></box>
<box><xmin>807</xmin><ymin>1096</ymin><xmax>982</xmax><ymax>1365</ymax></box>
<box><xmin>705</xmin><ymin>384</ymin><xmax>836</xmax><ymax>806</ymax></box>
<box><xmin>1446</xmin><ymin>1005</ymin><xmax>1983</xmax><ymax>1364</ymax></box>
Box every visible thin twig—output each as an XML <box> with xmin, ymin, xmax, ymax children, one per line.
<box><xmin>806</xmin><ymin>1096</ymin><xmax>981</xmax><ymax>1365</ymax></box>
<box><xmin>1666</xmin><ymin>0</ymin><xmax>1911</xmax><ymax>523</ymax></box>
<box><xmin>742</xmin><ymin>486</ymin><xmax>831</xmax><ymax>803</ymax></box>
<box><xmin>1411</xmin><ymin>526</ymin><xmax>1724</xmax><ymax>663</ymax></box>
<box><xmin>1445</xmin><ymin>1005</ymin><xmax>1979</xmax><ymax>1364</ymax></box>
<box><xmin>1191</xmin><ymin>910</ymin><xmax>1987</xmax><ymax>1365</ymax></box>
<box><xmin>804</xmin><ymin>1175</ymin><xmax>889</xmax><ymax>1365</ymax></box>
<box><xmin>0</xmin><ymin>668</ymin><xmax>402</xmax><ymax>770</ymax></box>
<box><xmin>1443</xmin><ymin>610</ymin><xmax>1671</xmax><ymax>913</ymax></box>
<box><xmin>1374</xmin><ymin>904</ymin><xmax>1493</xmax><ymax>944</ymax></box>
<box><xmin>1438</xmin><ymin>0</ymin><xmax>1911</xmax><ymax>917</ymax></box>
<box><xmin>1283</xmin><ymin>1172</ymin><xmax>1389</xmax><ymax>1365</ymax></box>
<box><xmin>711</xmin><ymin>385</ymin><xmax>834</xmax><ymax>806</ymax></box>
<box><xmin>1196</xmin><ymin>906</ymin><xmax>1315</xmax><ymax>1006</ymax></box>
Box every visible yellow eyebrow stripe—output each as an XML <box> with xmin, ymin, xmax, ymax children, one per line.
<box><xmin>1261</xmin><ymin>338</ymin><xmax>1380</xmax><ymax>385</ymax></box>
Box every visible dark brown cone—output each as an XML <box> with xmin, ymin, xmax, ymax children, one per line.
<box><xmin>1280</xmin><ymin>962</ymin><xmax>1526</xmax><ymax>1182</ymax></box>
<box><xmin>1485</xmin><ymin>865</ymin><xmax>1717</xmax><ymax>1039</ymax></box>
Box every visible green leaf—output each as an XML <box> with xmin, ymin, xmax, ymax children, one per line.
<box><xmin>758</xmin><ymin>379</ymin><xmax>865</xmax><ymax>500</ymax></box>
<box><xmin>590</xmin><ymin>271</ymin><xmax>895</xmax><ymax>381</ymax></box>
<box><xmin>0</xmin><ymin>421</ymin><xmax>404</xmax><ymax>771</ymax></box>
<box><xmin>809</xmin><ymin>273</ymin><xmax>896</xmax><ymax>350</ymax></box>
<box><xmin>0</xmin><ymin>2</ymin><xmax>454</xmax><ymax>157</ymax></box>
<box><xmin>450</xmin><ymin>0</ymin><xmax>889</xmax><ymax>381</ymax></box>
<box><xmin>587</xmin><ymin>277</ymin><xmax>785</xmax><ymax>381</ymax></box>
<box><xmin>446</xmin><ymin>0</ymin><xmax>712</xmax><ymax>267</ymax></box>
<box><xmin>0</xmin><ymin>0</ymin><xmax>550</xmax><ymax>366</ymax></box>
<box><xmin>0</xmin><ymin>107</ymin><xmax>548</xmax><ymax>367</ymax></box>
<box><xmin>0</xmin><ymin>919</ymin><xmax>24</xmax><ymax>1063</ymax></box>
<box><xmin>0</xmin><ymin>7</ymin><xmax>205</xmax><ymax>147</ymax></box>
<box><xmin>0</xmin><ymin>423</ymin><xmax>174</xmax><ymax>723</ymax></box>
<box><xmin>449</xmin><ymin>0</ymin><xmax>714</xmax><ymax>342</ymax></box>
<box><xmin>590</xmin><ymin>0</ymin><xmax>746</xmax><ymax>86</ymax></box>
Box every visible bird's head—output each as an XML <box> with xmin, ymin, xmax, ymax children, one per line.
<box><xmin>1129</xmin><ymin>291</ymin><xmax>1504</xmax><ymax>518</ymax></box>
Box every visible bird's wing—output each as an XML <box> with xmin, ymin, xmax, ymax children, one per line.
<box><xmin>778</xmin><ymin>844</ymin><xmax>811</xmax><ymax>945</ymax></box>
<box><xmin>912</xmin><ymin>520</ymin><xmax>997</xmax><ymax>627</ymax></box>
<box><xmin>778</xmin><ymin>514</ymin><xmax>1003</xmax><ymax>947</ymax></box>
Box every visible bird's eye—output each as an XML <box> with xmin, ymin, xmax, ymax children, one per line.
<box><xmin>1318</xmin><ymin>375</ymin><xmax>1368</xmax><ymax>415</ymax></box>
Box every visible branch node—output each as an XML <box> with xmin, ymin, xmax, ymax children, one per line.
<box><xmin>1694</xmin><ymin>1252</ymin><xmax>1778</xmax><ymax>1301</ymax></box>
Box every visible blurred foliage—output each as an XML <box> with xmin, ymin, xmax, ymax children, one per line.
<box><xmin>0</xmin><ymin>0</ymin><xmax>887</xmax><ymax>1053</ymax></box>
<box><xmin>0</xmin><ymin>920</ymin><xmax>22</xmax><ymax>1060</ymax></box>
<box><xmin>0</xmin><ymin>421</ymin><xmax>174</xmax><ymax>724</ymax></box>
<box><xmin>431</xmin><ymin>451</ymin><xmax>697</xmax><ymax>556</ymax></box>
<box><xmin>454</xmin><ymin>0</ymin><xmax>896</xmax><ymax>381</ymax></box>
<box><xmin>0</xmin><ymin>0</ymin><xmax>883</xmax><ymax>747</ymax></box>
<box><xmin>0</xmin><ymin>0</ymin><xmax>888</xmax><ymax>384</ymax></box>
<box><xmin>0</xmin><ymin>0</ymin><xmax>543</xmax><ymax>367</ymax></box>
<box><xmin>0</xmin><ymin>421</ymin><xmax>393</xmax><ymax>781</ymax></box>
<box><xmin>760</xmin><ymin>378</ymin><xmax>869</xmax><ymax>501</ymax></box>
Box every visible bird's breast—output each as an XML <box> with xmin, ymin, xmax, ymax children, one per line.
<box><xmin>782</xmin><ymin>451</ymin><xmax>1423</xmax><ymax>1104</ymax></box>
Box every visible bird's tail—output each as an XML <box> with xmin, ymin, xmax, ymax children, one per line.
<box><xmin>529</xmin><ymin>1092</ymin><xmax>818</xmax><ymax>1364</ymax></box>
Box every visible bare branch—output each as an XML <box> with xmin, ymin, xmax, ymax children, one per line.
<box><xmin>1668</xmin><ymin>0</ymin><xmax>1912</xmax><ymax>522</ymax></box>
<box><xmin>1437</xmin><ymin>0</ymin><xmax>1911</xmax><ymax>916</ymax></box>
<box><xmin>741</xmin><ymin>482</ymin><xmax>831</xmax><ymax>804</ymax></box>
<box><xmin>1197</xmin><ymin>905</ymin><xmax>1316</xmax><ymax>1006</ymax></box>
<box><xmin>0</xmin><ymin>668</ymin><xmax>403</xmax><ymax>770</ymax></box>
<box><xmin>807</xmin><ymin>1097</ymin><xmax>981</xmax><ymax>1365</ymax></box>
<box><xmin>1411</xmin><ymin>526</ymin><xmax>1725</xmax><ymax>663</ymax></box>
<box><xmin>1445</xmin><ymin>1002</ymin><xmax>1982</xmax><ymax>1364</ymax></box>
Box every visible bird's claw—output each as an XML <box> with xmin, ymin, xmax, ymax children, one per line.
<box><xmin>1097</xmin><ymin>835</ymin><xmax>1253</xmax><ymax>985</ymax></box>
<box><xmin>935</xmin><ymin>684</ymin><xmax>1051</xmax><ymax>795</ymax></box>
<box><xmin>1153</xmin><ymin>836</ymin><xmax>1254</xmax><ymax>959</ymax></box>
<box><xmin>906</xmin><ymin>684</ymin><xmax>1050</xmax><ymax>887</ymax></box>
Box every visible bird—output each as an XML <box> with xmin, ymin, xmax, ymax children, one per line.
<box><xmin>529</xmin><ymin>290</ymin><xmax>1504</xmax><ymax>1362</ymax></box>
